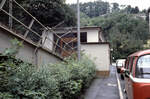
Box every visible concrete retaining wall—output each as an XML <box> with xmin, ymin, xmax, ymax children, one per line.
<box><xmin>0</xmin><ymin>25</ymin><xmax>62</xmax><ymax>66</ymax></box>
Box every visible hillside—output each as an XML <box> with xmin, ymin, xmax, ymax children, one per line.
<box><xmin>70</xmin><ymin>1</ymin><xmax>150</xmax><ymax>60</ymax></box>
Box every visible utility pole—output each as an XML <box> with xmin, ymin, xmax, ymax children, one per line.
<box><xmin>149</xmin><ymin>12</ymin><xmax>150</xmax><ymax>33</ymax></box>
<box><xmin>77</xmin><ymin>0</ymin><xmax>81</xmax><ymax>61</ymax></box>
<box><xmin>9</xmin><ymin>0</ymin><xmax>12</xmax><ymax>28</ymax></box>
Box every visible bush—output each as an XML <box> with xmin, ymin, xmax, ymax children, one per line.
<box><xmin>47</xmin><ymin>55</ymin><xmax>96</xmax><ymax>99</ymax></box>
<box><xmin>7</xmin><ymin>63</ymin><xmax>61</xmax><ymax>99</ymax></box>
<box><xmin>0</xmin><ymin>56</ymin><xmax>23</xmax><ymax>92</ymax></box>
<box><xmin>0</xmin><ymin>92</ymin><xmax>14</xmax><ymax>99</ymax></box>
<box><xmin>0</xmin><ymin>54</ymin><xmax>96</xmax><ymax>99</ymax></box>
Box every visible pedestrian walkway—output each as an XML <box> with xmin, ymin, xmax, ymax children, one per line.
<box><xmin>84</xmin><ymin>66</ymin><xmax>120</xmax><ymax>99</ymax></box>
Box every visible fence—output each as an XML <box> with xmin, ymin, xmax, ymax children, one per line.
<box><xmin>0</xmin><ymin>0</ymin><xmax>78</xmax><ymax>58</ymax></box>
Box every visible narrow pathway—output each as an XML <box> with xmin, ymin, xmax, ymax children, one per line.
<box><xmin>84</xmin><ymin>66</ymin><xmax>120</xmax><ymax>99</ymax></box>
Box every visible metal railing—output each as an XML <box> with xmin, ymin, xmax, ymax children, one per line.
<box><xmin>0</xmin><ymin>0</ymin><xmax>78</xmax><ymax>57</ymax></box>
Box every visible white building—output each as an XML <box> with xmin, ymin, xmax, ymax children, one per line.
<box><xmin>42</xmin><ymin>26</ymin><xmax>110</xmax><ymax>77</ymax></box>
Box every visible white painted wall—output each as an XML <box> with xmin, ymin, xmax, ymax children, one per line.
<box><xmin>86</xmin><ymin>30</ymin><xmax>99</xmax><ymax>43</ymax></box>
<box><xmin>42</xmin><ymin>31</ymin><xmax>53</xmax><ymax>51</ymax></box>
<box><xmin>81</xmin><ymin>44</ymin><xmax>110</xmax><ymax>71</ymax></box>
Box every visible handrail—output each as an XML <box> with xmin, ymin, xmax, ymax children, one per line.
<box><xmin>0</xmin><ymin>0</ymin><xmax>77</xmax><ymax>57</ymax></box>
<box><xmin>1</xmin><ymin>9</ymin><xmax>42</xmax><ymax>38</ymax></box>
<box><xmin>13</xmin><ymin>0</ymin><xmax>47</xmax><ymax>30</ymax></box>
<box><xmin>0</xmin><ymin>0</ymin><xmax>6</xmax><ymax>9</ymax></box>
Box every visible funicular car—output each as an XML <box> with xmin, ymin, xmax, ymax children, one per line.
<box><xmin>123</xmin><ymin>49</ymin><xmax>150</xmax><ymax>99</ymax></box>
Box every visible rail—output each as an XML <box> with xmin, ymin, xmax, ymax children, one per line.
<box><xmin>0</xmin><ymin>0</ymin><xmax>78</xmax><ymax>57</ymax></box>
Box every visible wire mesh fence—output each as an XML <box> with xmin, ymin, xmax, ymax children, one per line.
<box><xmin>0</xmin><ymin>0</ymin><xmax>77</xmax><ymax>57</ymax></box>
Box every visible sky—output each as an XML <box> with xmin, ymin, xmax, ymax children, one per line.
<box><xmin>66</xmin><ymin>0</ymin><xmax>150</xmax><ymax>10</ymax></box>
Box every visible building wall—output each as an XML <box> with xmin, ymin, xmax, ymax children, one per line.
<box><xmin>76</xmin><ymin>28</ymin><xmax>99</xmax><ymax>43</ymax></box>
<box><xmin>86</xmin><ymin>29</ymin><xmax>99</xmax><ymax>42</ymax></box>
<box><xmin>0</xmin><ymin>26</ymin><xmax>62</xmax><ymax>66</ymax></box>
<box><xmin>43</xmin><ymin>28</ymin><xmax>100</xmax><ymax>51</ymax></box>
<box><xmin>81</xmin><ymin>43</ymin><xmax>110</xmax><ymax>77</ymax></box>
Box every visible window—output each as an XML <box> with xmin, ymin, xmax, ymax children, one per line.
<box><xmin>80</xmin><ymin>32</ymin><xmax>87</xmax><ymax>43</ymax></box>
<box><xmin>128</xmin><ymin>58</ymin><xmax>133</xmax><ymax>71</ymax></box>
<box><xmin>125</xmin><ymin>58</ymin><xmax>130</xmax><ymax>69</ymax></box>
<box><xmin>135</xmin><ymin>54</ymin><xmax>150</xmax><ymax>78</ymax></box>
<box><xmin>125</xmin><ymin>57</ymin><xmax>134</xmax><ymax>75</ymax></box>
<box><xmin>129</xmin><ymin>57</ymin><xmax>135</xmax><ymax>75</ymax></box>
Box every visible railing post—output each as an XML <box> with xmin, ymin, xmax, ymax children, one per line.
<box><xmin>41</xmin><ymin>29</ymin><xmax>48</xmax><ymax>47</ymax></box>
<box><xmin>0</xmin><ymin>0</ymin><xmax>7</xmax><ymax>9</ymax></box>
<box><xmin>24</xmin><ymin>19</ymin><xmax>35</xmax><ymax>38</ymax></box>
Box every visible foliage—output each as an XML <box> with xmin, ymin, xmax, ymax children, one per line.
<box><xmin>0</xmin><ymin>92</ymin><xmax>14</xmax><ymax>99</ymax></box>
<box><xmin>8</xmin><ymin>63</ymin><xmax>60</xmax><ymax>99</ymax></box>
<box><xmin>0</xmin><ymin>54</ymin><xmax>96</xmax><ymax>99</ymax></box>
<box><xmin>47</xmin><ymin>55</ymin><xmax>96</xmax><ymax>99</ymax></box>
<box><xmin>2</xmin><ymin>38</ymin><xmax>23</xmax><ymax>56</ymax></box>
<box><xmin>0</xmin><ymin>56</ymin><xmax>23</xmax><ymax>98</ymax></box>
<box><xmin>111</xmin><ymin>3</ymin><xmax>120</xmax><ymax>13</ymax></box>
<box><xmin>124</xmin><ymin>5</ymin><xmax>140</xmax><ymax>14</ymax></box>
<box><xmin>143</xmin><ymin>39</ymin><xmax>150</xmax><ymax>49</ymax></box>
<box><xmin>0</xmin><ymin>0</ymin><xmax>76</xmax><ymax>28</ymax></box>
<box><xmin>0</xmin><ymin>37</ymin><xmax>96</xmax><ymax>99</ymax></box>
<box><xmin>28</xmin><ymin>0</ymin><xmax>76</xmax><ymax>27</ymax></box>
<box><xmin>70</xmin><ymin>1</ymin><xmax>110</xmax><ymax>18</ymax></box>
<box><xmin>77</xmin><ymin>1</ymin><xmax>148</xmax><ymax>61</ymax></box>
<box><xmin>80</xmin><ymin>12</ymin><xmax>149</xmax><ymax>60</ymax></box>
<box><xmin>0</xmin><ymin>39</ymin><xmax>60</xmax><ymax>99</ymax></box>
<box><xmin>69</xmin><ymin>1</ymin><xmax>141</xmax><ymax>18</ymax></box>
<box><xmin>100</xmin><ymin>13</ymin><xmax>149</xmax><ymax>60</ymax></box>
<box><xmin>0</xmin><ymin>39</ymin><xmax>23</xmax><ymax>93</ymax></box>
<box><xmin>80</xmin><ymin>12</ymin><xmax>92</xmax><ymax>26</ymax></box>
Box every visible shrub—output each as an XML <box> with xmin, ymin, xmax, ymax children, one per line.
<box><xmin>0</xmin><ymin>54</ymin><xmax>96</xmax><ymax>99</ymax></box>
<box><xmin>0</xmin><ymin>92</ymin><xmax>13</xmax><ymax>99</ymax></box>
<box><xmin>47</xmin><ymin>55</ymin><xmax>96</xmax><ymax>99</ymax></box>
<box><xmin>65</xmin><ymin>55</ymin><xmax>96</xmax><ymax>88</ymax></box>
<box><xmin>0</xmin><ymin>56</ymin><xmax>23</xmax><ymax>92</ymax></box>
<box><xmin>7</xmin><ymin>63</ymin><xmax>61</xmax><ymax>99</ymax></box>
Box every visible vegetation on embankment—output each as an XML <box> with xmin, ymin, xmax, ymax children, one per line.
<box><xmin>0</xmin><ymin>39</ymin><xmax>96</xmax><ymax>99</ymax></box>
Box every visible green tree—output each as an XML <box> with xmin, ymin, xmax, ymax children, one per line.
<box><xmin>81</xmin><ymin>12</ymin><xmax>149</xmax><ymax>60</ymax></box>
<box><xmin>111</xmin><ymin>3</ymin><xmax>120</xmax><ymax>12</ymax></box>
<box><xmin>131</xmin><ymin>6</ymin><xmax>139</xmax><ymax>14</ymax></box>
<box><xmin>28</xmin><ymin>0</ymin><xmax>76</xmax><ymax>27</ymax></box>
<box><xmin>70</xmin><ymin>1</ymin><xmax>110</xmax><ymax>18</ymax></box>
<box><xmin>102</xmin><ymin>13</ymin><xmax>149</xmax><ymax>59</ymax></box>
<box><xmin>0</xmin><ymin>0</ymin><xmax>76</xmax><ymax>27</ymax></box>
